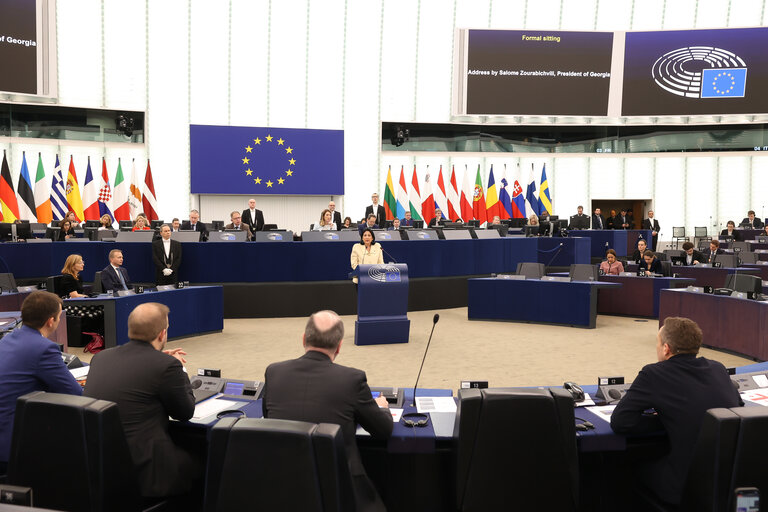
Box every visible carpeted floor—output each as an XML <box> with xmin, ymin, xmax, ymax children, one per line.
<box><xmin>74</xmin><ymin>308</ymin><xmax>753</xmax><ymax>391</ymax></box>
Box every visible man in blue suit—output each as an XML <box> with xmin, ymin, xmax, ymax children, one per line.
<box><xmin>0</xmin><ymin>291</ymin><xmax>82</xmax><ymax>472</ymax></box>
<box><xmin>100</xmin><ymin>249</ymin><xmax>132</xmax><ymax>293</ymax></box>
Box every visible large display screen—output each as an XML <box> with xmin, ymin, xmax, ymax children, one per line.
<box><xmin>622</xmin><ymin>28</ymin><xmax>768</xmax><ymax>116</ymax></box>
<box><xmin>0</xmin><ymin>0</ymin><xmax>38</xmax><ymax>94</ymax></box>
<box><xmin>463</xmin><ymin>29</ymin><xmax>614</xmax><ymax>116</ymax></box>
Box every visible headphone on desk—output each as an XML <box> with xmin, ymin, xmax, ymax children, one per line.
<box><xmin>402</xmin><ymin>412</ymin><xmax>429</xmax><ymax>428</ymax></box>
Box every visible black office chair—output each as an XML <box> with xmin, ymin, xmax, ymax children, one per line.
<box><xmin>210</xmin><ymin>220</ymin><xmax>225</xmax><ymax>231</ymax></box>
<box><xmin>716</xmin><ymin>254</ymin><xmax>738</xmax><ymax>268</ymax></box>
<box><xmin>738</xmin><ymin>252</ymin><xmax>758</xmax><ymax>264</ymax></box>
<box><xmin>569</xmin><ymin>264</ymin><xmax>598</xmax><ymax>281</ymax></box>
<box><xmin>516</xmin><ymin>262</ymin><xmax>546</xmax><ymax>279</ymax></box>
<box><xmin>83</xmin><ymin>220</ymin><xmax>101</xmax><ymax>228</ymax></box>
<box><xmin>0</xmin><ymin>272</ymin><xmax>17</xmax><ymax>293</ymax></box>
<box><xmin>724</xmin><ymin>274</ymin><xmax>761</xmax><ymax>294</ymax></box>
<box><xmin>454</xmin><ymin>387</ymin><xmax>578</xmax><ymax>511</ymax></box>
<box><xmin>660</xmin><ymin>260</ymin><xmax>672</xmax><ymax>277</ymax></box>
<box><xmin>44</xmin><ymin>227</ymin><xmax>60</xmax><ymax>241</ymax></box>
<box><xmin>45</xmin><ymin>275</ymin><xmax>64</xmax><ymax>298</ymax></box>
<box><xmin>672</xmin><ymin>227</ymin><xmax>689</xmax><ymax>249</ymax></box>
<box><xmin>118</xmin><ymin>220</ymin><xmax>133</xmax><ymax>231</ymax></box>
<box><xmin>730</xmin><ymin>241</ymin><xmax>750</xmax><ymax>253</ymax></box>
<box><xmin>7</xmin><ymin>391</ymin><xmax>146</xmax><ymax>512</ymax></box>
<box><xmin>205</xmin><ymin>417</ymin><xmax>355</xmax><ymax>512</ymax></box>
<box><xmin>92</xmin><ymin>271</ymin><xmax>103</xmax><ymax>295</ymax></box>
<box><xmin>655</xmin><ymin>252</ymin><xmax>669</xmax><ymax>261</ymax></box>
<box><xmin>262</xmin><ymin>223</ymin><xmax>278</xmax><ymax>231</ymax></box>
<box><xmin>680</xmin><ymin>408</ymin><xmax>741</xmax><ymax>512</ymax></box>
<box><xmin>663</xmin><ymin>249</ymin><xmax>683</xmax><ymax>259</ymax></box>
<box><xmin>727</xmin><ymin>406</ymin><xmax>768</xmax><ymax>510</ymax></box>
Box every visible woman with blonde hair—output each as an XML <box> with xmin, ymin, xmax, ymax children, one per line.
<box><xmin>313</xmin><ymin>209</ymin><xmax>337</xmax><ymax>230</ymax></box>
<box><xmin>132</xmin><ymin>215</ymin><xmax>150</xmax><ymax>231</ymax></box>
<box><xmin>60</xmin><ymin>254</ymin><xmax>87</xmax><ymax>298</ymax></box>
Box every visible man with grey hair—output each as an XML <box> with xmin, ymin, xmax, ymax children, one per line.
<box><xmin>181</xmin><ymin>209</ymin><xmax>208</xmax><ymax>241</ymax></box>
<box><xmin>611</xmin><ymin>317</ymin><xmax>742</xmax><ymax>508</ymax></box>
<box><xmin>262</xmin><ymin>310</ymin><xmax>392</xmax><ymax>511</ymax></box>
<box><xmin>85</xmin><ymin>303</ymin><xmax>198</xmax><ymax>499</ymax></box>
<box><xmin>152</xmin><ymin>224</ymin><xmax>182</xmax><ymax>285</ymax></box>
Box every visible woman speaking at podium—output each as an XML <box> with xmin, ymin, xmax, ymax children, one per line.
<box><xmin>350</xmin><ymin>228</ymin><xmax>383</xmax><ymax>284</ymax></box>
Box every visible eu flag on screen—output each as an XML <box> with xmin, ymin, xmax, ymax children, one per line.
<box><xmin>190</xmin><ymin>124</ymin><xmax>344</xmax><ymax>195</ymax></box>
<box><xmin>700</xmin><ymin>68</ymin><xmax>747</xmax><ymax>98</ymax></box>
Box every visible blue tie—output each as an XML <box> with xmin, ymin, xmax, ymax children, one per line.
<box><xmin>116</xmin><ymin>267</ymin><xmax>128</xmax><ymax>291</ymax></box>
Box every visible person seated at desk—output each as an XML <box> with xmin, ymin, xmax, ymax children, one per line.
<box><xmin>313</xmin><ymin>209</ymin><xmax>337</xmax><ymax>231</ymax></box>
<box><xmin>638</xmin><ymin>250</ymin><xmax>662</xmax><ymax>276</ymax></box>
<box><xmin>98</xmin><ymin>214</ymin><xmax>114</xmax><ymax>230</ymax></box>
<box><xmin>64</xmin><ymin>210</ymin><xmax>81</xmax><ymax>228</ymax></box>
<box><xmin>525</xmin><ymin>214</ymin><xmax>541</xmax><ymax>237</ymax></box>
<box><xmin>681</xmin><ymin>242</ymin><xmax>705</xmax><ymax>266</ymax></box>
<box><xmin>720</xmin><ymin>220</ymin><xmax>740</xmax><ymax>241</ymax></box>
<box><xmin>761</xmin><ymin>225</ymin><xmax>768</xmax><ymax>238</ymax></box>
<box><xmin>181</xmin><ymin>209</ymin><xmax>208</xmax><ymax>241</ymax></box>
<box><xmin>389</xmin><ymin>218</ymin><xmax>401</xmax><ymax>230</ymax></box>
<box><xmin>171</xmin><ymin>218</ymin><xmax>181</xmax><ymax>232</ymax></box>
<box><xmin>342</xmin><ymin>216</ymin><xmax>352</xmax><ymax>229</ymax></box>
<box><xmin>131</xmin><ymin>216</ymin><xmax>150</xmax><ymax>231</ymax></box>
<box><xmin>741</xmin><ymin>209</ymin><xmax>764</xmax><ymax>229</ymax></box>
<box><xmin>631</xmin><ymin>239</ymin><xmax>648</xmax><ymax>264</ymax></box>
<box><xmin>224</xmin><ymin>211</ymin><xmax>254</xmax><ymax>240</ymax></box>
<box><xmin>610</xmin><ymin>317</ymin><xmax>742</xmax><ymax>509</ymax></box>
<box><xmin>401</xmin><ymin>210</ymin><xmax>414</xmax><ymax>227</ymax></box>
<box><xmin>262</xmin><ymin>310</ymin><xmax>392</xmax><ymax>512</ymax></box>
<box><xmin>599</xmin><ymin>249</ymin><xmax>624</xmax><ymax>275</ymax></box>
<box><xmin>60</xmin><ymin>254</ymin><xmax>88</xmax><ymax>298</ymax></box>
<box><xmin>57</xmin><ymin>219</ymin><xmax>76</xmax><ymax>241</ymax></box>
<box><xmin>569</xmin><ymin>205</ymin><xmax>590</xmax><ymax>230</ymax></box>
<box><xmin>350</xmin><ymin>228</ymin><xmax>383</xmax><ymax>284</ymax></box>
<box><xmin>428</xmin><ymin>208</ymin><xmax>445</xmax><ymax>227</ymax></box>
<box><xmin>101</xmin><ymin>249</ymin><xmax>132</xmax><ymax>293</ymax></box>
<box><xmin>703</xmin><ymin>240</ymin><xmax>724</xmax><ymax>264</ymax></box>
<box><xmin>358</xmin><ymin>214</ymin><xmax>378</xmax><ymax>236</ymax></box>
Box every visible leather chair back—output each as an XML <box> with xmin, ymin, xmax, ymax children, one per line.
<box><xmin>45</xmin><ymin>275</ymin><xmax>64</xmax><ymax>297</ymax></box>
<box><xmin>724</xmin><ymin>274</ymin><xmax>761</xmax><ymax>294</ymax></box>
<box><xmin>569</xmin><ymin>264</ymin><xmax>598</xmax><ymax>281</ymax></box>
<box><xmin>0</xmin><ymin>273</ymin><xmax>17</xmax><ymax>292</ymax></box>
<box><xmin>516</xmin><ymin>262</ymin><xmax>546</xmax><ymax>279</ymax></box>
<box><xmin>454</xmin><ymin>387</ymin><xmax>578</xmax><ymax>511</ymax></box>
<box><xmin>728</xmin><ymin>406</ymin><xmax>768</xmax><ymax>509</ymax></box>
<box><xmin>7</xmin><ymin>391</ymin><xmax>142</xmax><ymax>512</ymax></box>
<box><xmin>92</xmin><ymin>271</ymin><xmax>103</xmax><ymax>294</ymax></box>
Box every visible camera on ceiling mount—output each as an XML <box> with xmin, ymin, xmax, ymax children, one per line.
<box><xmin>390</xmin><ymin>125</ymin><xmax>410</xmax><ymax>147</ymax></box>
<box><xmin>115</xmin><ymin>114</ymin><xmax>134</xmax><ymax>138</ymax></box>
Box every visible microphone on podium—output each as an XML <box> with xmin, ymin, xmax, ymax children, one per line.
<box><xmin>412</xmin><ymin>314</ymin><xmax>439</xmax><ymax>407</ymax></box>
<box><xmin>381</xmin><ymin>247</ymin><xmax>398</xmax><ymax>264</ymax></box>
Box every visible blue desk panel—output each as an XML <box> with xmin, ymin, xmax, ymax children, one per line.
<box><xmin>571</xmin><ymin>229</ymin><xmax>652</xmax><ymax>257</ymax></box>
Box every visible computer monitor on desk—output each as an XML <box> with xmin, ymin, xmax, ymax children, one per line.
<box><xmin>0</xmin><ymin>222</ymin><xmax>33</xmax><ymax>241</ymax></box>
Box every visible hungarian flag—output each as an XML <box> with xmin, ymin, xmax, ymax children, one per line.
<box><xmin>112</xmin><ymin>158</ymin><xmax>130</xmax><ymax>221</ymax></box>
<box><xmin>142</xmin><ymin>160</ymin><xmax>159</xmax><ymax>221</ymax></box>
<box><xmin>459</xmin><ymin>166</ymin><xmax>473</xmax><ymax>222</ymax></box>
<box><xmin>408</xmin><ymin>166</ymin><xmax>422</xmax><ymax>220</ymax></box>
<box><xmin>82</xmin><ymin>157</ymin><xmax>101</xmax><ymax>220</ymax></box>
<box><xmin>128</xmin><ymin>159</ymin><xmax>143</xmax><ymax>219</ymax></box>
<box><xmin>17</xmin><ymin>152</ymin><xmax>37</xmax><ymax>221</ymax></box>
<box><xmin>0</xmin><ymin>151</ymin><xmax>20</xmax><ymax>222</ymax></box>
<box><xmin>485</xmin><ymin>165</ymin><xmax>501</xmax><ymax>222</ymax></box>
<box><xmin>382</xmin><ymin>166</ymin><xmax>397</xmax><ymax>221</ymax></box>
<box><xmin>420</xmin><ymin>168</ymin><xmax>435</xmax><ymax>223</ymax></box>
<box><xmin>34</xmin><ymin>153</ymin><xmax>53</xmax><ymax>224</ymax></box>
<box><xmin>98</xmin><ymin>158</ymin><xmax>113</xmax><ymax>221</ymax></box>
<box><xmin>446</xmin><ymin>166</ymin><xmax>460</xmax><ymax>222</ymax></box>
<box><xmin>472</xmin><ymin>166</ymin><xmax>487</xmax><ymax>225</ymax></box>
<box><xmin>66</xmin><ymin>156</ymin><xmax>85</xmax><ymax>221</ymax></box>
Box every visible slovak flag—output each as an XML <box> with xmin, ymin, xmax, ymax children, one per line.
<box><xmin>511</xmin><ymin>180</ymin><xmax>527</xmax><ymax>219</ymax></box>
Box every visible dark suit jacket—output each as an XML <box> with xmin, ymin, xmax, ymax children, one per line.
<box><xmin>741</xmin><ymin>217</ymin><xmax>764</xmax><ymax>229</ymax></box>
<box><xmin>224</xmin><ymin>222</ymin><xmax>254</xmax><ymax>241</ymax></box>
<box><xmin>100</xmin><ymin>264</ymin><xmax>132</xmax><ymax>292</ymax></box>
<box><xmin>569</xmin><ymin>213</ymin><xmax>590</xmax><ymax>230</ymax></box>
<box><xmin>613</xmin><ymin>215</ymin><xmax>630</xmax><ymax>230</ymax></box>
<box><xmin>152</xmin><ymin>239</ymin><xmax>182</xmax><ymax>285</ymax></box>
<box><xmin>263</xmin><ymin>350</ymin><xmax>393</xmax><ymax>509</ymax></box>
<box><xmin>428</xmin><ymin>217</ymin><xmax>444</xmax><ymax>227</ymax></box>
<box><xmin>631</xmin><ymin>249</ymin><xmax>646</xmax><ymax>263</ymax></box>
<box><xmin>0</xmin><ymin>325</ymin><xmax>82</xmax><ymax>463</ymax></box>
<box><xmin>180</xmin><ymin>220</ymin><xmax>209</xmax><ymax>240</ymax></box>
<box><xmin>364</xmin><ymin>205</ymin><xmax>386</xmax><ymax>227</ymax></box>
<box><xmin>84</xmin><ymin>341</ymin><xmax>196</xmax><ymax>498</ymax></box>
<box><xmin>720</xmin><ymin>228</ymin><xmax>741</xmax><ymax>241</ymax></box>
<box><xmin>358</xmin><ymin>223</ymin><xmax>379</xmax><ymax>236</ymax></box>
<box><xmin>638</xmin><ymin>257</ymin><xmax>662</xmax><ymax>274</ymax></box>
<box><xmin>332</xmin><ymin>211</ymin><xmax>342</xmax><ymax>231</ymax></box>
<box><xmin>642</xmin><ymin>218</ymin><xmax>660</xmax><ymax>232</ymax></box>
<box><xmin>401</xmin><ymin>217</ymin><xmax>414</xmax><ymax>227</ymax></box>
<box><xmin>592</xmin><ymin>214</ymin><xmax>606</xmax><ymax>230</ymax></box>
<box><xmin>703</xmin><ymin>248</ymin><xmax>724</xmax><ymax>264</ymax></box>
<box><xmin>57</xmin><ymin>227</ymin><xmax>76</xmax><ymax>240</ymax></box>
<box><xmin>681</xmin><ymin>250</ymin><xmax>706</xmax><ymax>266</ymax></box>
<box><xmin>242</xmin><ymin>208</ymin><xmax>265</xmax><ymax>233</ymax></box>
<box><xmin>611</xmin><ymin>354</ymin><xmax>742</xmax><ymax>505</ymax></box>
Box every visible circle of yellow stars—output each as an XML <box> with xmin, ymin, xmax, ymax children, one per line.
<box><xmin>241</xmin><ymin>133</ymin><xmax>297</xmax><ymax>188</ymax></box>
<box><xmin>712</xmin><ymin>72</ymin><xmax>736</xmax><ymax>95</ymax></box>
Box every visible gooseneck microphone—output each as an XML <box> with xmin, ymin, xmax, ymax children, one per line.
<box><xmin>381</xmin><ymin>247</ymin><xmax>399</xmax><ymax>264</ymax></box>
<box><xmin>412</xmin><ymin>314</ymin><xmax>439</xmax><ymax>407</ymax></box>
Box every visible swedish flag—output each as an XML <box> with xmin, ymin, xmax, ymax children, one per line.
<box><xmin>701</xmin><ymin>68</ymin><xmax>747</xmax><ymax>98</ymax></box>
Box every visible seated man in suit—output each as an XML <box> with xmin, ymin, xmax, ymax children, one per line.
<box><xmin>84</xmin><ymin>303</ymin><xmax>199</xmax><ymax>500</ymax></box>
<box><xmin>152</xmin><ymin>224</ymin><xmax>182</xmax><ymax>285</ymax></box>
<box><xmin>358</xmin><ymin>214</ymin><xmax>378</xmax><ymax>236</ymax></box>
<box><xmin>171</xmin><ymin>218</ymin><xmax>181</xmax><ymax>232</ymax></box>
<box><xmin>681</xmin><ymin>241</ymin><xmax>705</xmax><ymax>266</ymax></box>
<box><xmin>224</xmin><ymin>211</ymin><xmax>253</xmax><ymax>241</ymax></box>
<box><xmin>328</xmin><ymin>200</ymin><xmax>342</xmax><ymax>231</ymax></box>
<box><xmin>611</xmin><ymin>317</ymin><xmax>742</xmax><ymax>508</ymax></box>
<box><xmin>262</xmin><ymin>311</ymin><xmax>393</xmax><ymax>512</ymax></box>
<box><xmin>401</xmin><ymin>210</ymin><xmax>414</xmax><ymax>227</ymax></box>
<box><xmin>702</xmin><ymin>239</ymin><xmax>723</xmax><ymax>264</ymax></box>
<box><xmin>568</xmin><ymin>205</ymin><xmax>590</xmax><ymax>230</ymax></box>
<box><xmin>720</xmin><ymin>220</ymin><xmax>740</xmax><ymax>241</ymax></box>
<box><xmin>181</xmin><ymin>209</ymin><xmax>208</xmax><ymax>241</ymax></box>
<box><xmin>630</xmin><ymin>238</ymin><xmax>648</xmax><ymax>264</ymax></box>
<box><xmin>388</xmin><ymin>218</ymin><xmax>401</xmax><ymax>230</ymax></box>
<box><xmin>741</xmin><ymin>210</ymin><xmax>764</xmax><ymax>229</ymax></box>
<box><xmin>100</xmin><ymin>249</ymin><xmax>132</xmax><ymax>292</ymax></box>
<box><xmin>0</xmin><ymin>291</ymin><xmax>83</xmax><ymax>472</ymax></box>
<box><xmin>242</xmin><ymin>198</ymin><xmax>265</xmax><ymax>234</ymax></box>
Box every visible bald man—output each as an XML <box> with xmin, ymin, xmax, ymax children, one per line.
<box><xmin>262</xmin><ymin>310</ymin><xmax>393</xmax><ymax>512</ymax></box>
<box><xmin>84</xmin><ymin>303</ymin><xmax>198</xmax><ymax>499</ymax></box>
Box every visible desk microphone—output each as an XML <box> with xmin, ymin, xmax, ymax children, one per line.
<box><xmin>381</xmin><ymin>247</ymin><xmax>398</xmax><ymax>264</ymax></box>
<box><xmin>546</xmin><ymin>242</ymin><xmax>564</xmax><ymax>268</ymax></box>
<box><xmin>412</xmin><ymin>314</ymin><xmax>439</xmax><ymax>407</ymax></box>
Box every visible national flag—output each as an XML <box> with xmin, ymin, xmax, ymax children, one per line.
<box><xmin>65</xmin><ymin>156</ymin><xmax>84</xmax><ymax>221</ymax></box>
<box><xmin>128</xmin><ymin>159</ymin><xmax>143</xmax><ymax>218</ymax></box>
<box><xmin>382</xmin><ymin>165</ymin><xmax>397</xmax><ymax>221</ymax></box>
<box><xmin>142</xmin><ymin>160</ymin><xmax>159</xmax><ymax>221</ymax></box>
<box><xmin>408</xmin><ymin>166</ymin><xmax>423</xmax><ymax>220</ymax></box>
<box><xmin>447</xmin><ymin>166</ymin><xmax>460</xmax><ymax>221</ymax></box>
<box><xmin>525</xmin><ymin>164</ymin><xmax>540</xmax><ymax>217</ymax></box>
<box><xmin>511</xmin><ymin>178</ymin><xmax>527</xmax><ymax>219</ymax></box>
<box><xmin>472</xmin><ymin>166</ymin><xmax>487</xmax><ymax>225</ymax></box>
<box><xmin>82</xmin><ymin>157</ymin><xmax>100</xmax><ymax>220</ymax></box>
<box><xmin>34</xmin><ymin>153</ymin><xmax>52</xmax><ymax>224</ymax></box>
<box><xmin>395</xmin><ymin>166</ymin><xmax>408</xmax><ymax>220</ymax></box>
<box><xmin>539</xmin><ymin>164</ymin><xmax>552</xmax><ymax>215</ymax></box>
<box><xmin>485</xmin><ymin>165</ymin><xmax>501</xmax><ymax>222</ymax></box>
<box><xmin>460</xmin><ymin>166</ymin><xmax>473</xmax><ymax>222</ymax></box>
<box><xmin>17</xmin><ymin>152</ymin><xmax>37</xmax><ymax>221</ymax></box>
<box><xmin>112</xmin><ymin>158</ymin><xmax>130</xmax><ymax>221</ymax></box>
<box><xmin>50</xmin><ymin>156</ymin><xmax>67</xmax><ymax>221</ymax></box>
<box><xmin>433</xmin><ymin>166</ymin><xmax>448</xmax><ymax>218</ymax></box>
<box><xmin>0</xmin><ymin>151</ymin><xmax>20</xmax><ymax>222</ymax></box>
<box><xmin>420</xmin><ymin>168</ymin><xmax>435</xmax><ymax>223</ymax></box>
<box><xmin>97</xmin><ymin>157</ymin><xmax>113</xmax><ymax>221</ymax></box>
<box><xmin>498</xmin><ymin>165</ymin><xmax>519</xmax><ymax>219</ymax></box>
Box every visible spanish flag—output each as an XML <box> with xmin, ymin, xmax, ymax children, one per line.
<box><xmin>0</xmin><ymin>150</ymin><xmax>20</xmax><ymax>222</ymax></box>
<box><xmin>65</xmin><ymin>156</ymin><xmax>85</xmax><ymax>221</ymax></box>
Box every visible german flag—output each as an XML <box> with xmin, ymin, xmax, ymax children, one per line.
<box><xmin>0</xmin><ymin>150</ymin><xmax>20</xmax><ymax>222</ymax></box>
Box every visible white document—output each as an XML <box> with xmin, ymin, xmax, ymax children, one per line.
<box><xmin>416</xmin><ymin>396</ymin><xmax>457</xmax><ymax>414</ymax></box>
<box><xmin>576</xmin><ymin>393</ymin><xmax>595</xmax><ymax>407</ymax></box>
<box><xmin>741</xmin><ymin>388</ymin><xmax>768</xmax><ymax>407</ymax></box>
<box><xmin>192</xmin><ymin>398</ymin><xmax>244</xmax><ymax>420</ymax></box>
<box><xmin>389</xmin><ymin>408</ymin><xmax>403</xmax><ymax>423</ymax></box>
<box><xmin>69</xmin><ymin>366</ymin><xmax>89</xmax><ymax>379</ymax></box>
<box><xmin>585</xmin><ymin>404</ymin><xmax>617</xmax><ymax>423</ymax></box>
<box><xmin>751</xmin><ymin>374</ymin><xmax>768</xmax><ymax>388</ymax></box>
